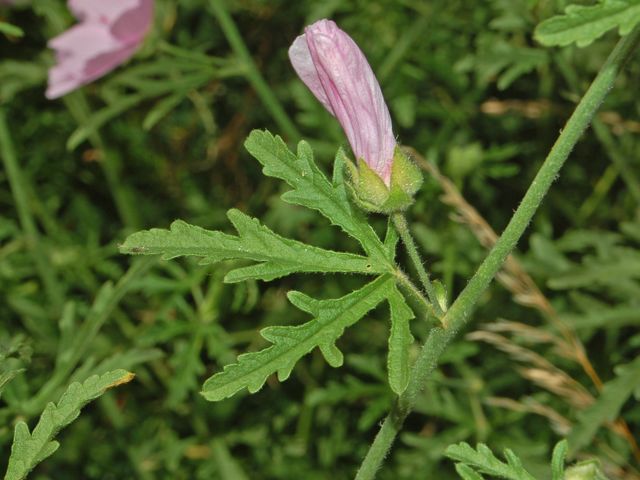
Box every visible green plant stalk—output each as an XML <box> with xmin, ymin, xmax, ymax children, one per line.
<box><xmin>0</xmin><ymin>109</ymin><xmax>64</xmax><ymax>314</ymax></box>
<box><xmin>355</xmin><ymin>25</ymin><xmax>640</xmax><ymax>480</ymax></box>
<box><xmin>209</xmin><ymin>0</ymin><xmax>300</xmax><ymax>141</ymax></box>
<box><xmin>392</xmin><ymin>212</ymin><xmax>444</xmax><ymax>318</ymax></box>
<box><xmin>393</xmin><ymin>270</ymin><xmax>436</xmax><ymax>323</ymax></box>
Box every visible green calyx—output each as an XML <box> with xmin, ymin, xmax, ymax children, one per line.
<box><xmin>346</xmin><ymin>147</ymin><xmax>423</xmax><ymax>214</ymax></box>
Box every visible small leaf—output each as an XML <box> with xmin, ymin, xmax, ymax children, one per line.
<box><xmin>386</xmin><ymin>285</ymin><xmax>414</xmax><ymax>394</ymax></box>
<box><xmin>568</xmin><ymin>355</ymin><xmax>640</xmax><ymax>455</ymax></box>
<box><xmin>455</xmin><ymin>464</ymin><xmax>485</xmax><ymax>480</ymax></box>
<box><xmin>551</xmin><ymin>440</ymin><xmax>568</xmax><ymax>480</ymax></box>
<box><xmin>120</xmin><ymin>209</ymin><xmax>382</xmax><ymax>281</ymax></box>
<box><xmin>201</xmin><ymin>276</ymin><xmax>394</xmax><ymax>401</ymax></box>
<box><xmin>445</xmin><ymin>442</ymin><xmax>536</xmax><ymax>480</ymax></box>
<box><xmin>0</xmin><ymin>369</ymin><xmax>24</xmax><ymax>400</ymax></box>
<box><xmin>383</xmin><ymin>217</ymin><xmax>400</xmax><ymax>261</ymax></box>
<box><xmin>4</xmin><ymin>370</ymin><xmax>134</xmax><ymax>480</ymax></box>
<box><xmin>0</xmin><ymin>21</ymin><xmax>24</xmax><ymax>37</ymax></box>
<box><xmin>244</xmin><ymin>130</ymin><xmax>393</xmax><ymax>268</ymax></box>
<box><xmin>535</xmin><ymin>0</ymin><xmax>640</xmax><ymax>47</ymax></box>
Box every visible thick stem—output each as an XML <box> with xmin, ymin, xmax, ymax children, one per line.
<box><xmin>392</xmin><ymin>212</ymin><xmax>444</xmax><ymax>318</ymax></box>
<box><xmin>355</xmin><ymin>26</ymin><xmax>640</xmax><ymax>480</ymax></box>
<box><xmin>0</xmin><ymin>109</ymin><xmax>64</xmax><ymax>315</ymax></box>
<box><xmin>209</xmin><ymin>0</ymin><xmax>300</xmax><ymax>141</ymax></box>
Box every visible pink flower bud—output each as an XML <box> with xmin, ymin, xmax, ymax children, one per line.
<box><xmin>46</xmin><ymin>0</ymin><xmax>154</xmax><ymax>99</ymax></box>
<box><xmin>289</xmin><ymin>19</ymin><xmax>395</xmax><ymax>186</ymax></box>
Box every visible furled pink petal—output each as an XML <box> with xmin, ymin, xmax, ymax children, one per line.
<box><xmin>46</xmin><ymin>0</ymin><xmax>154</xmax><ymax>99</ymax></box>
<box><xmin>68</xmin><ymin>0</ymin><xmax>139</xmax><ymax>24</ymax></box>
<box><xmin>110</xmin><ymin>0</ymin><xmax>154</xmax><ymax>44</ymax></box>
<box><xmin>289</xmin><ymin>19</ymin><xmax>395</xmax><ymax>185</ymax></box>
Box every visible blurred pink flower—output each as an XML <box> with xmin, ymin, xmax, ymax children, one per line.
<box><xmin>289</xmin><ymin>19</ymin><xmax>395</xmax><ymax>185</ymax></box>
<box><xmin>46</xmin><ymin>0</ymin><xmax>154</xmax><ymax>99</ymax></box>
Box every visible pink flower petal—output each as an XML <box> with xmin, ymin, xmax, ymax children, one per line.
<box><xmin>288</xmin><ymin>19</ymin><xmax>395</xmax><ymax>185</ymax></box>
<box><xmin>68</xmin><ymin>0</ymin><xmax>139</xmax><ymax>24</ymax></box>
<box><xmin>46</xmin><ymin>0</ymin><xmax>154</xmax><ymax>99</ymax></box>
<box><xmin>110</xmin><ymin>0</ymin><xmax>153</xmax><ymax>43</ymax></box>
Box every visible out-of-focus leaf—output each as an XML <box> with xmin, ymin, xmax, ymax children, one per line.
<box><xmin>568</xmin><ymin>355</ymin><xmax>640</xmax><ymax>455</ymax></box>
<box><xmin>535</xmin><ymin>0</ymin><xmax>640</xmax><ymax>47</ymax></box>
<box><xmin>0</xmin><ymin>21</ymin><xmax>24</xmax><ymax>37</ymax></box>
<box><xmin>445</xmin><ymin>442</ymin><xmax>536</xmax><ymax>480</ymax></box>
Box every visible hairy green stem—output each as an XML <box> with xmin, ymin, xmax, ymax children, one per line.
<box><xmin>209</xmin><ymin>0</ymin><xmax>300</xmax><ymax>141</ymax></box>
<box><xmin>393</xmin><ymin>270</ymin><xmax>436</xmax><ymax>322</ymax></box>
<box><xmin>392</xmin><ymin>212</ymin><xmax>444</xmax><ymax>318</ymax></box>
<box><xmin>0</xmin><ymin>109</ymin><xmax>64</xmax><ymax>314</ymax></box>
<box><xmin>356</xmin><ymin>26</ymin><xmax>640</xmax><ymax>480</ymax></box>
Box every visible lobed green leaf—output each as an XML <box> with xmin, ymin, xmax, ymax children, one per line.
<box><xmin>244</xmin><ymin>130</ymin><xmax>393</xmax><ymax>268</ymax></box>
<box><xmin>201</xmin><ymin>276</ymin><xmax>394</xmax><ymax>401</ymax></box>
<box><xmin>535</xmin><ymin>0</ymin><xmax>640</xmax><ymax>47</ymax></box>
<box><xmin>4</xmin><ymin>370</ymin><xmax>134</xmax><ymax>480</ymax></box>
<box><xmin>120</xmin><ymin>209</ymin><xmax>383</xmax><ymax>282</ymax></box>
<box><xmin>445</xmin><ymin>442</ymin><xmax>536</xmax><ymax>480</ymax></box>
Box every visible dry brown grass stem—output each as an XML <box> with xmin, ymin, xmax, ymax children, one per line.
<box><xmin>480</xmin><ymin>99</ymin><xmax>640</xmax><ymax>135</ymax></box>
<box><xmin>404</xmin><ymin>146</ymin><xmax>640</xmax><ymax>465</ymax></box>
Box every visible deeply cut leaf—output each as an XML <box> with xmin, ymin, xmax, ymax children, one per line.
<box><xmin>445</xmin><ymin>442</ymin><xmax>536</xmax><ymax>480</ymax></box>
<box><xmin>244</xmin><ymin>130</ymin><xmax>393</xmax><ymax>268</ymax></box>
<box><xmin>4</xmin><ymin>370</ymin><xmax>134</xmax><ymax>480</ymax></box>
<box><xmin>535</xmin><ymin>0</ymin><xmax>640</xmax><ymax>47</ymax></box>
<box><xmin>120</xmin><ymin>209</ymin><xmax>383</xmax><ymax>282</ymax></box>
<box><xmin>201</xmin><ymin>276</ymin><xmax>394</xmax><ymax>401</ymax></box>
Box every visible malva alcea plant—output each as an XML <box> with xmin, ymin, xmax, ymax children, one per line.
<box><xmin>6</xmin><ymin>8</ymin><xmax>628</xmax><ymax>479</ymax></box>
<box><xmin>289</xmin><ymin>19</ymin><xmax>422</xmax><ymax>213</ymax></box>
<box><xmin>114</xmin><ymin>15</ymin><xmax>640</xmax><ymax>479</ymax></box>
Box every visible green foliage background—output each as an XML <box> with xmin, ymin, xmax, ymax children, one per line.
<box><xmin>1</xmin><ymin>0</ymin><xmax>639</xmax><ymax>478</ymax></box>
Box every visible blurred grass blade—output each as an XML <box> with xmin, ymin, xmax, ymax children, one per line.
<box><xmin>568</xmin><ymin>356</ymin><xmax>640</xmax><ymax>455</ymax></box>
<box><xmin>0</xmin><ymin>21</ymin><xmax>24</xmax><ymax>37</ymax></box>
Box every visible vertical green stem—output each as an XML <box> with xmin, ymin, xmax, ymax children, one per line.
<box><xmin>209</xmin><ymin>0</ymin><xmax>300</xmax><ymax>141</ymax></box>
<box><xmin>391</xmin><ymin>212</ymin><xmax>443</xmax><ymax>318</ymax></box>
<box><xmin>0</xmin><ymin>109</ymin><xmax>64</xmax><ymax>314</ymax></box>
<box><xmin>356</xmin><ymin>26</ymin><xmax>640</xmax><ymax>480</ymax></box>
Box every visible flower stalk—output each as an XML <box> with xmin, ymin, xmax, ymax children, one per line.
<box><xmin>356</xmin><ymin>24</ymin><xmax>640</xmax><ymax>479</ymax></box>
